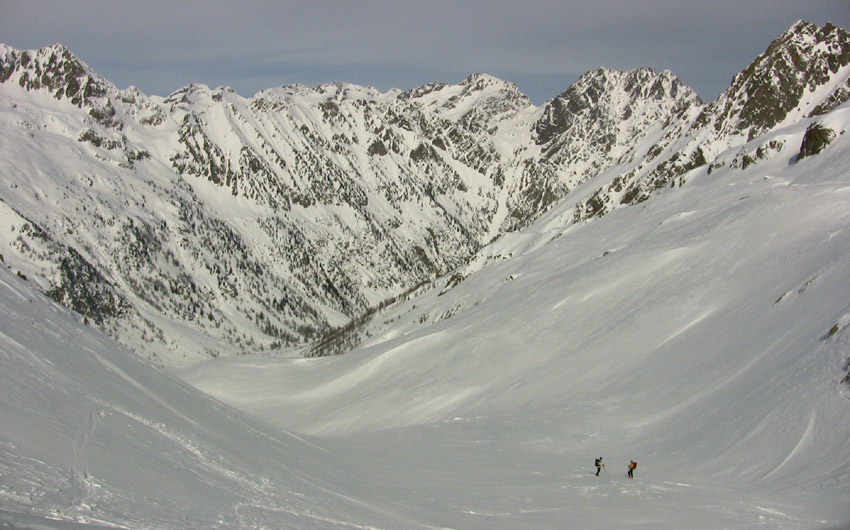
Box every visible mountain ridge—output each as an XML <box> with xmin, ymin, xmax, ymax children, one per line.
<box><xmin>1</xmin><ymin>20</ymin><xmax>848</xmax><ymax>365</ymax></box>
<box><xmin>569</xmin><ymin>19</ymin><xmax>850</xmax><ymax>221</ymax></box>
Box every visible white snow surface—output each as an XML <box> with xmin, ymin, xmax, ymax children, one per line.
<box><xmin>4</xmin><ymin>106</ymin><xmax>850</xmax><ymax>528</ymax></box>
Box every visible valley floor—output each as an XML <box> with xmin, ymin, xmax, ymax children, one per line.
<box><xmin>182</xmin><ymin>352</ymin><xmax>850</xmax><ymax>530</ymax></box>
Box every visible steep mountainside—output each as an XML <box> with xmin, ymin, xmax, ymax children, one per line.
<box><xmin>535</xmin><ymin>67</ymin><xmax>703</xmax><ymax>185</ymax></box>
<box><xmin>572</xmin><ymin>20</ymin><xmax>850</xmax><ymax>221</ymax></box>
<box><xmin>0</xmin><ymin>20</ymin><xmax>848</xmax><ymax>365</ymax></box>
<box><xmin>0</xmin><ymin>46</ymin><xmax>695</xmax><ymax>365</ymax></box>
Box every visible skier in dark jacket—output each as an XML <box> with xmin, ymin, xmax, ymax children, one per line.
<box><xmin>628</xmin><ymin>460</ymin><xmax>637</xmax><ymax>478</ymax></box>
<box><xmin>595</xmin><ymin>457</ymin><xmax>604</xmax><ymax>476</ymax></box>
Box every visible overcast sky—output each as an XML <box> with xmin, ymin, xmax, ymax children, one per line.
<box><xmin>3</xmin><ymin>1</ymin><xmax>849</xmax><ymax>104</ymax></box>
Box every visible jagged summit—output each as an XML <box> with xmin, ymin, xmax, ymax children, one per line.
<box><xmin>0</xmin><ymin>43</ymin><xmax>107</xmax><ymax>103</ymax></box>
<box><xmin>458</xmin><ymin>72</ymin><xmax>523</xmax><ymax>94</ymax></box>
<box><xmin>396</xmin><ymin>72</ymin><xmax>532</xmax><ymax>113</ymax></box>
<box><xmin>567</xmin><ymin>19</ymin><xmax>850</xmax><ymax>224</ymax></box>
<box><xmin>535</xmin><ymin>67</ymin><xmax>701</xmax><ymax>145</ymax></box>
<box><xmin>694</xmin><ymin>18</ymin><xmax>850</xmax><ymax>143</ymax></box>
<box><xmin>533</xmin><ymin>66</ymin><xmax>702</xmax><ymax>191</ymax></box>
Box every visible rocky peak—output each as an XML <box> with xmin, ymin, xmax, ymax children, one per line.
<box><xmin>404</xmin><ymin>73</ymin><xmax>532</xmax><ymax>114</ymax></box>
<box><xmin>622</xmin><ymin>68</ymin><xmax>695</xmax><ymax>104</ymax></box>
<box><xmin>458</xmin><ymin>73</ymin><xmax>523</xmax><ymax>97</ymax></box>
<box><xmin>0</xmin><ymin>43</ymin><xmax>111</xmax><ymax>107</ymax></box>
<box><xmin>399</xmin><ymin>81</ymin><xmax>450</xmax><ymax>101</ymax></box>
<box><xmin>0</xmin><ymin>44</ymin><xmax>130</xmax><ymax>130</ymax></box>
<box><xmin>397</xmin><ymin>73</ymin><xmax>533</xmax><ymax>143</ymax></box>
<box><xmin>250</xmin><ymin>84</ymin><xmax>315</xmax><ymax>112</ymax></box>
<box><xmin>694</xmin><ymin>19</ymin><xmax>850</xmax><ymax>142</ymax></box>
<box><xmin>570</xmin><ymin>20</ymin><xmax>850</xmax><ymax>226</ymax></box>
<box><xmin>164</xmin><ymin>83</ymin><xmax>204</xmax><ymax>101</ymax></box>
<box><xmin>534</xmin><ymin>67</ymin><xmax>701</xmax><ymax>157</ymax></box>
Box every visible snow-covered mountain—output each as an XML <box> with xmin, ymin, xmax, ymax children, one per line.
<box><xmin>0</xmin><ymin>41</ymin><xmax>693</xmax><ymax>365</ymax></box>
<box><xmin>0</xmin><ymin>264</ymin><xmax>417</xmax><ymax>529</ymax></box>
<box><xmin>0</xmin><ymin>20</ymin><xmax>849</xmax><ymax>369</ymax></box>
<box><xmin>571</xmin><ymin>20</ymin><xmax>850</xmax><ymax>221</ymax></box>
<box><xmin>3</xmin><ymin>83</ymin><xmax>850</xmax><ymax>529</ymax></box>
<box><xmin>188</xmin><ymin>99</ymin><xmax>850</xmax><ymax>528</ymax></box>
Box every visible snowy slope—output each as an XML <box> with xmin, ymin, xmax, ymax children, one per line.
<box><xmin>6</xmin><ymin>103</ymin><xmax>849</xmax><ymax>528</ymax></box>
<box><xmin>0</xmin><ymin>264</ymin><xmax>438</xmax><ymax>529</ymax></box>
<box><xmin>185</xmin><ymin>104</ymin><xmax>850</xmax><ymax>528</ymax></box>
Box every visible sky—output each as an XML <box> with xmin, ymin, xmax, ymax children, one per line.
<box><xmin>2</xmin><ymin>1</ymin><xmax>849</xmax><ymax>104</ymax></box>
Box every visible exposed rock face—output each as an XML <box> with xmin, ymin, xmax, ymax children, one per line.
<box><xmin>0</xmin><ymin>20</ymin><xmax>847</xmax><ymax>365</ymax></box>
<box><xmin>570</xmin><ymin>20</ymin><xmax>850</xmax><ymax>223</ymax></box>
<box><xmin>798</xmin><ymin>122</ymin><xmax>837</xmax><ymax>159</ymax></box>
<box><xmin>536</xmin><ymin>67</ymin><xmax>704</xmax><ymax>219</ymax></box>
<box><xmin>695</xmin><ymin>21</ymin><xmax>850</xmax><ymax>143</ymax></box>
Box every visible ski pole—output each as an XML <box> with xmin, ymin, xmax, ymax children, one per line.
<box><xmin>603</xmin><ymin>465</ymin><xmax>609</xmax><ymax>477</ymax></box>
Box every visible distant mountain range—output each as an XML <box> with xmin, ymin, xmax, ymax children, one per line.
<box><xmin>0</xmin><ymin>20</ymin><xmax>847</xmax><ymax>366</ymax></box>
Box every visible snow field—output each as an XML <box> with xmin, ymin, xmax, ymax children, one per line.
<box><xmin>3</xmin><ymin>118</ymin><xmax>850</xmax><ymax>527</ymax></box>
<box><xmin>0</xmin><ymin>266</ymin><xmax>427</xmax><ymax>529</ymax></box>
